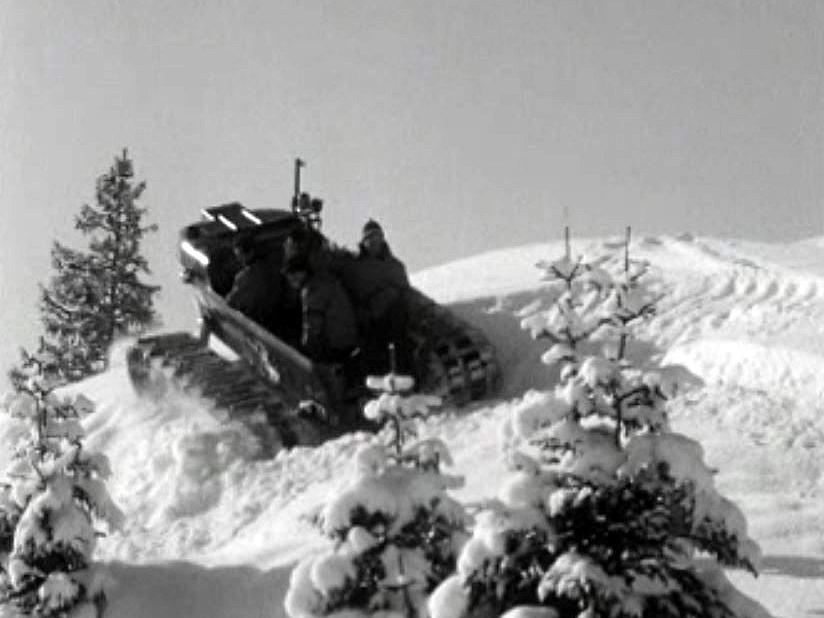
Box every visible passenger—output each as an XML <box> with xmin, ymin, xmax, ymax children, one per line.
<box><xmin>339</xmin><ymin>219</ymin><xmax>413</xmax><ymax>376</ymax></box>
<box><xmin>284</xmin><ymin>224</ymin><xmax>328</xmax><ymax>273</ymax></box>
<box><xmin>225</xmin><ymin>235</ymin><xmax>283</xmax><ymax>335</ymax></box>
<box><xmin>281</xmin><ymin>254</ymin><xmax>359</xmax><ymax>366</ymax></box>
<box><xmin>357</xmin><ymin>219</ymin><xmax>410</xmax><ymax>301</ymax></box>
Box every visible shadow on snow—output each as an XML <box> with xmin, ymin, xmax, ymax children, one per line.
<box><xmin>449</xmin><ymin>288</ymin><xmax>676</xmax><ymax>400</ymax></box>
<box><xmin>760</xmin><ymin>554</ymin><xmax>824</xmax><ymax>580</ymax></box>
<box><xmin>105</xmin><ymin>559</ymin><xmax>294</xmax><ymax>618</ymax></box>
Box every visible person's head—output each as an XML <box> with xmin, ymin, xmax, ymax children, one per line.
<box><xmin>282</xmin><ymin>254</ymin><xmax>310</xmax><ymax>289</ymax></box>
<box><xmin>233</xmin><ymin>234</ymin><xmax>257</xmax><ymax>266</ymax></box>
<box><xmin>285</xmin><ymin>270</ymin><xmax>307</xmax><ymax>290</ymax></box>
<box><xmin>286</xmin><ymin>225</ymin><xmax>324</xmax><ymax>261</ymax></box>
<box><xmin>360</xmin><ymin>219</ymin><xmax>387</xmax><ymax>257</ymax></box>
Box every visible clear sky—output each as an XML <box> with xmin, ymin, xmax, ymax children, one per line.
<box><xmin>1</xmin><ymin>1</ymin><xmax>822</xmax><ymax>381</ymax></box>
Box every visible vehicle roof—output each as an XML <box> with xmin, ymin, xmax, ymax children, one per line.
<box><xmin>182</xmin><ymin>203</ymin><xmax>301</xmax><ymax>241</ymax></box>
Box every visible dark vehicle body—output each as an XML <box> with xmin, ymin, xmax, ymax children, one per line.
<box><xmin>128</xmin><ymin>201</ymin><xmax>499</xmax><ymax>452</ymax></box>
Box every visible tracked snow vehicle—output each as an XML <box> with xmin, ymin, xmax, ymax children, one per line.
<box><xmin>127</xmin><ymin>161</ymin><xmax>500</xmax><ymax>452</ymax></box>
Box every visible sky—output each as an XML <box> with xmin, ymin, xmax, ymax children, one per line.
<box><xmin>1</xmin><ymin>0</ymin><xmax>822</xmax><ymax>381</ymax></box>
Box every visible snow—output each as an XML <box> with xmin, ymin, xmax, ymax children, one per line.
<box><xmin>37</xmin><ymin>572</ymin><xmax>81</xmax><ymax>612</ymax></box>
<box><xmin>427</xmin><ymin>576</ymin><xmax>469</xmax><ymax>618</ymax></box>
<box><xmin>4</xmin><ymin>233</ymin><xmax>824</xmax><ymax>616</ymax></box>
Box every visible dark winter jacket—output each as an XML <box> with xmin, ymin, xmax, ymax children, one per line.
<box><xmin>330</xmin><ymin>246</ymin><xmax>410</xmax><ymax>325</ymax></box>
<box><xmin>226</xmin><ymin>256</ymin><xmax>283</xmax><ymax>332</ymax></box>
<box><xmin>300</xmin><ymin>271</ymin><xmax>359</xmax><ymax>361</ymax></box>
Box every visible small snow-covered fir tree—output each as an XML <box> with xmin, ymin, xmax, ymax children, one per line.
<box><xmin>429</xmin><ymin>234</ymin><xmax>768</xmax><ymax>618</ymax></box>
<box><xmin>285</xmin><ymin>364</ymin><xmax>469</xmax><ymax>618</ymax></box>
<box><xmin>0</xmin><ymin>349</ymin><xmax>123</xmax><ymax>617</ymax></box>
<box><xmin>26</xmin><ymin>149</ymin><xmax>159</xmax><ymax>382</ymax></box>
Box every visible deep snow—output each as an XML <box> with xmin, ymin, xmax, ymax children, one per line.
<box><xmin>3</xmin><ymin>233</ymin><xmax>824</xmax><ymax>617</ymax></box>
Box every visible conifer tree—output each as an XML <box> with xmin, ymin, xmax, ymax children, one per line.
<box><xmin>428</xmin><ymin>236</ymin><xmax>769</xmax><ymax>618</ymax></box>
<box><xmin>0</xmin><ymin>348</ymin><xmax>123</xmax><ymax>617</ymax></box>
<box><xmin>34</xmin><ymin>149</ymin><xmax>159</xmax><ymax>382</ymax></box>
<box><xmin>285</xmin><ymin>366</ymin><xmax>468</xmax><ymax>618</ymax></box>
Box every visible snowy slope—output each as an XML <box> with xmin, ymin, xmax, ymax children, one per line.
<box><xmin>4</xmin><ymin>233</ymin><xmax>824</xmax><ymax>618</ymax></box>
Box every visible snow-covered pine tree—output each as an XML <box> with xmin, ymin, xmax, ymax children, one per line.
<box><xmin>30</xmin><ymin>149</ymin><xmax>159</xmax><ymax>382</ymax></box>
<box><xmin>285</xmin><ymin>366</ymin><xmax>469</xmax><ymax>618</ymax></box>
<box><xmin>0</xmin><ymin>348</ymin><xmax>123</xmax><ymax>618</ymax></box>
<box><xmin>428</xmin><ymin>237</ymin><xmax>768</xmax><ymax>618</ymax></box>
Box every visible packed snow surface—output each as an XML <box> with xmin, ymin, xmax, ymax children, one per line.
<box><xmin>4</xmin><ymin>234</ymin><xmax>824</xmax><ymax>617</ymax></box>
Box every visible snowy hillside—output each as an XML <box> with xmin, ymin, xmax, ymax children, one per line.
<box><xmin>4</xmin><ymin>233</ymin><xmax>824</xmax><ymax>617</ymax></box>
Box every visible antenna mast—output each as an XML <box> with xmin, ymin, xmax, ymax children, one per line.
<box><xmin>290</xmin><ymin>157</ymin><xmax>323</xmax><ymax>229</ymax></box>
<box><xmin>624</xmin><ymin>225</ymin><xmax>632</xmax><ymax>274</ymax></box>
<box><xmin>292</xmin><ymin>158</ymin><xmax>305</xmax><ymax>215</ymax></box>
